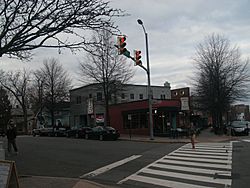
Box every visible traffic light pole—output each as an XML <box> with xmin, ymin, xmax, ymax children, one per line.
<box><xmin>138</xmin><ymin>19</ymin><xmax>154</xmax><ymax>140</ymax></box>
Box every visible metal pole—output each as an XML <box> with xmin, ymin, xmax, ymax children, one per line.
<box><xmin>138</xmin><ymin>19</ymin><xmax>154</xmax><ymax>140</ymax></box>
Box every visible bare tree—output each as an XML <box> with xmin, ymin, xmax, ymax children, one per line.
<box><xmin>0</xmin><ymin>69</ymin><xmax>32</xmax><ymax>133</ymax></box>
<box><xmin>28</xmin><ymin>70</ymin><xmax>46</xmax><ymax>126</ymax></box>
<box><xmin>0</xmin><ymin>87</ymin><xmax>11</xmax><ymax>131</ymax></box>
<box><xmin>0</xmin><ymin>0</ymin><xmax>123</xmax><ymax>60</ymax></box>
<box><xmin>79</xmin><ymin>30</ymin><xmax>134</xmax><ymax>126</ymax></box>
<box><xmin>193</xmin><ymin>34</ymin><xmax>250</xmax><ymax>133</ymax></box>
<box><xmin>40</xmin><ymin>58</ymin><xmax>72</xmax><ymax>127</ymax></box>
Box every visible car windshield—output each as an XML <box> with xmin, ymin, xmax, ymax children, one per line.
<box><xmin>231</xmin><ymin>121</ymin><xmax>248</xmax><ymax>128</ymax></box>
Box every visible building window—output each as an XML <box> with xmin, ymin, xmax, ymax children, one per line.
<box><xmin>97</xmin><ymin>92</ymin><xmax>102</xmax><ymax>101</ymax></box>
<box><xmin>76</xmin><ymin>96</ymin><xmax>81</xmax><ymax>104</ymax></box>
<box><xmin>161</xmin><ymin>94</ymin><xmax>166</xmax><ymax>99</ymax></box>
<box><xmin>139</xmin><ymin>94</ymin><xmax>143</xmax><ymax>99</ymax></box>
<box><xmin>174</xmin><ymin>91</ymin><xmax>178</xmax><ymax>96</ymax></box>
<box><xmin>123</xmin><ymin>113</ymin><xmax>148</xmax><ymax>129</ymax></box>
<box><xmin>181</xmin><ymin>91</ymin><xmax>185</xmax><ymax>95</ymax></box>
<box><xmin>130</xmin><ymin>94</ymin><xmax>134</xmax><ymax>100</ymax></box>
<box><xmin>121</xmin><ymin>93</ymin><xmax>125</xmax><ymax>99</ymax></box>
<box><xmin>89</xmin><ymin>94</ymin><xmax>92</xmax><ymax>98</ymax></box>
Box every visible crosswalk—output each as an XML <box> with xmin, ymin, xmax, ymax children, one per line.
<box><xmin>118</xmin><ymin>142</ymin><xmax>232</xmax><ymax>188</ymax></box>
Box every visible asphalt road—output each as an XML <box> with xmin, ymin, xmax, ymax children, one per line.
<box><xmin>232</xmin><ymin>140</ymin><xmax>250</xmax><ymax>188</ymax></box>
<box><xmin>3</xmin><ymin>135</ymin><xmax>182</xmax><ymax>186</ymax></box>
<box><xmin>3</xmin><ymin>136</ymin><xmax>250</xmax><ymax>188</ymax></box>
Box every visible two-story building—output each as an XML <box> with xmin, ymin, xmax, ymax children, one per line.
<box><xmin>70</xmin><ymin>82</ymin><xmax>185</xmax><ymax>136</ymax></box>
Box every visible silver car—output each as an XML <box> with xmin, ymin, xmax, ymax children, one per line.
<box><xmin>230</xmin><ymin>121</ymin><xmax>249</xmax><ymax>136</ymax></box>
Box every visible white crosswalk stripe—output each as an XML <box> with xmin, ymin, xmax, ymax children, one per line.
<box><xmin>118</xmin><ymin>142</ymin><xmax>232</xmax><ymax>188</ymax></box>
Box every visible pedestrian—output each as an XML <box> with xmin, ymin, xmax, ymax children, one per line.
<box><xmin>6</xmin><ymin>119</ymin><xmax>18</xmax><ymax>155</ymax></box>
<box><xmin>190</xmin><ymin>123</ymin><xmax>196</xmax><ymax>149</ymax></box>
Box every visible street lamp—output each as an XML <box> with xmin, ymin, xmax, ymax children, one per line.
<box><xmin>137</xmin><ymin>19</ymin><xmax>154</xmax><ymax>140</ymax></box>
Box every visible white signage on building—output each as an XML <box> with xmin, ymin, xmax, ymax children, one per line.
<box><xmin>87</xmin><ymin>98</ymin><xmax>94</xmax><ymax>114</ymax></box>
<box><xmin>180</xmin><ymin>97</ymin><xmax>189</xmax><ymax>111</ymax></box>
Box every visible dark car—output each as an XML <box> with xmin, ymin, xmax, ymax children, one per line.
<box><xmin>85</xmin><ymin>126</ymin><xmax>120</xmax><ymax>141</ymax></box>
<box><xmin>32</xmin><ymin>127</ymin><xmax>53</xmax><ymax>136</ymax></box>
<box><xmin>229</xmin><ymin>120</ymin><xmax>249</xmax><ymax>136</ymax></box>
<box><xmin>52</xmin><ymin>127</ymin><xmax>69</xmax><ymax>137</ymax></box>
<box><xmin>66</xmin><ymin>126</ymin><xmax>92</xmax><ymax>138</ymax></box>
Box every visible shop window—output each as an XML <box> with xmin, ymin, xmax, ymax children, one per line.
<box><xmin>97</xmin><ymin>92</ymin><xmax>102</xmax><ymax>101</ymax></box>
<box><xmin>123</xmin><ymin>112</ymin><xmax>148</xmax><ymax>129</ymax></box>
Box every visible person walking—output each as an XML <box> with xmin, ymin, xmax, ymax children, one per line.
<box><xmin>190</xmin><ymin>123</ymin><xmax>196</xmax><ymax>149</ymax></box>
<box><xmin>6</xmin><ymin>119</ymin><xmax>18</xmax><ymax>154</ymax></box>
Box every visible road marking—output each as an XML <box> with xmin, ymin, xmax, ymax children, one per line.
<box><xmin>182</xmin><ymin>145</ymin><xmax>232</xmax><ymax>150</ymax></box>
<box><xmin>79</xmin><ymin>155</ymin><xmax>141</xmax><ymax>178</ymax></box>
<box><xmin>118</xmin><ymin>142</ymin><xmax>232</xmax><ymax>187</ymax></box>
<box><xmin>161</xmin><ymin>159</ymin><xmax>231</xmax><ymax>169</ymax></box>
<box><xmin>152</xmin><ymin>163</ymin><xmax>231</xmax><ymax>176</ymax></box>
<box><xmin>178</xmin><ymin>148</ymin><xmax>232</xmax><ymax>153</ymax></box>
<box><xmin>123</xmin><ymin>174</ymin><xmax>216</xmax><ymax>188</ymax></box>
<box><xmin>141</xmin><ymin>168</ymin><xmax>232</xmax><ymax>185</ymax></box>
<box><xmin>171</xmin><ymin>152</ymin><xmax>232</xmax><ymax>160</ymax></box>
<box><xmin>164</xmin><ymin>155</ymin><xmax>232</xmax><ymax>164</ymax></box>
<box><xmin>175</xmin><ymin>150</ymin><xmax>232</xmax><ymax>156</ymax></box>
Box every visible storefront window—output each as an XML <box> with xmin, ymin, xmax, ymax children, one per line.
<box><xmin>123</xmin><ymin>112</ymin><xmax>148</xmax><ymax>129</ymax></box>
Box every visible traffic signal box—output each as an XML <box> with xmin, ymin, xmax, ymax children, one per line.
<box><xmin>134</xmin><ymin>50</ymin><xmax>142</xmax><ymax>65</ymax></box>
<box><xmin>117</xmin><ymin>35</ymin><xmax>127</xmax><ymax>55</ymax></box>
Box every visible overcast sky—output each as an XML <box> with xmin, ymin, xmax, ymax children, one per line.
<box><xmin>1</xmin><ymin>0</ymin><xmax>250</xmax><ymax>98</ymax></box>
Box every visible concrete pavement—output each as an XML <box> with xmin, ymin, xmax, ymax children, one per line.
<box><xmin>4</xmin><ymin>128</ymin><xmax>240</xmax><ymax>188</ymax></box>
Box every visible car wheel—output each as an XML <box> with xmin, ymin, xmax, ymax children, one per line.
<box><xmin>55</xmin><ymin>133</ymin><xmax>58</xmax><ymax>137</ymax></box>
<box><xmin>99</xmin><ymin>135</ymin><xmax>103</xmax><ymax>141</ymax></box>
<box><xmin>66</xmin><ymin>133</ymin><xmax>69</xmax><ymax>137</ymax></box>
<box><xmin>85</xmin><ymin>134</ymin><xmax>88</xmax><ymax>140</ymax></box>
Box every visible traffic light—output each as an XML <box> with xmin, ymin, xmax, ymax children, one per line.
<box><xmin>117</xmin><ymin>35</ymin><xmax>127</xmax><ymax>55</ymax></box>
<box><xmin>134</xmin><ymin>50</ymin><xmax>142</xmax><ymax>65</ymax></box>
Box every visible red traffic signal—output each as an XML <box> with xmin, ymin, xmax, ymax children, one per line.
<box><xmin>117</xmin><ymin>35</ymin><xmax>127</xmax><ymax>55</ymax></box>
<box><xmin>134</xmin><ymin>50</ymin><xmax>142</xmax><ymax>65</ymax></box>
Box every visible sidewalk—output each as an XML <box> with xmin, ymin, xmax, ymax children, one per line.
<box><xmin>119</xmin><ymin>127</ymin><xmax>237</xmax><ymax>143</ymax></box>
<box><xmin>15</xmin><ymin>128</ymin><xmax>239</xmax><ymax>188</ymax></box>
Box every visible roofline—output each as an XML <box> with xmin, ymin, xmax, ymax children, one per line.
<box><xmin>70</xmin><ymin>83</ymin><xmax>170</xmax><ymax>92</ymax></box>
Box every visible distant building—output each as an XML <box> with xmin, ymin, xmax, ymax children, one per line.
<box><xmin>171</xmin><ymin>87</ymin><xmax>191</xmax><ymax>128</ymax></box>
<box><xmin>230</xmin><ymin>104</ymin><xmax>250</xmax><ymax>121</ymax></box>
<box><xmin>11</xmin><ymin>106</ymin><xmax>34</xmax><ymax>134</ymax></box>
<box><xmin>69</xmin><ymin>82</ymin><xmax>172</xmax><ymax>128</ymax></box>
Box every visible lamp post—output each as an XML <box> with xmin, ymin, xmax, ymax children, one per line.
<box><xmin>137</xmin><ymin>19</ymin><xmax>154</xmax><ymax>140</ymax></box>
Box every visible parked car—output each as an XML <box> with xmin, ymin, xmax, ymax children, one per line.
<box><xmin>32</xmin><ymin>127</ymin><xmax>53</xmax><ymax>136</ymax></box>
<box><xmin>66</xmin><ymin>126</ymin><xmax>92</xmax><ymax>138</ymax></box>
<box><xmin>52</xmin><ymin>127</ymin><xmax>68</xmax><ymax>137</ymax></box>
<box><xmin>85</xmin><ymin>126</ymin><xmax>120</xmax><ymax>141</ymax></box>
<box><xmin>228</xmin><ymin>120</ymin><xmax>249</xmax><ymax>136</ymax></box>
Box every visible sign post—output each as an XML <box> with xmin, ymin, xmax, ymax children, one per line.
<box><xmin>128</xmin><ymin>114</ymin><xmax>132</xmax><ymax>140</ymax></box>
